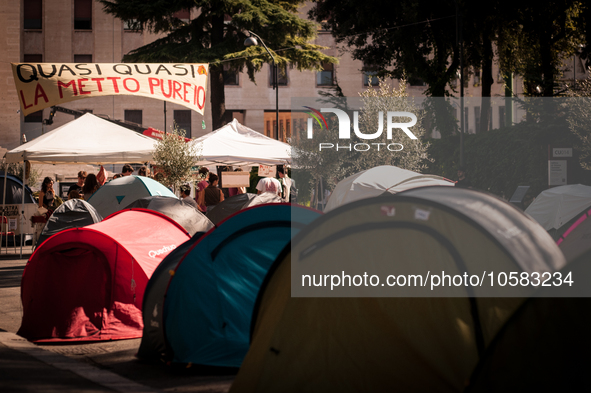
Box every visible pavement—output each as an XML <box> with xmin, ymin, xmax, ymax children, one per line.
<box><xmin>0</xmin><ymin>249</ymin><xmax>235</xmax><ymax>393</ymax></box>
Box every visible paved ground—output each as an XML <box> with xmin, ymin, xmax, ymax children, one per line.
<box><xmin>0</xmin><ymin>251</ymin><xmax>235</xmax><ymax>392</ymax></box>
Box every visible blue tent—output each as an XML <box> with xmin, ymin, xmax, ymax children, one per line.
<box><xmin>0</xmin><ymin>172</ymin><xmax>35</xmax><ymax>204</ymax></box>
<box><xmin>161</xmin><ymin>204</ymin><xmax>321</xmax><ymax>367</ymax></box>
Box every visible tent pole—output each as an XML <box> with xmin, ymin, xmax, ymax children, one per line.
<box><xmin>2</xmin><ymin>168</ymin><xmax>7</xmax><ymax>254</ymax></box>
<box><xmin>20</xmin><ymin>160</ymin><xmax>25</xmax><ymax>258</ymax></box>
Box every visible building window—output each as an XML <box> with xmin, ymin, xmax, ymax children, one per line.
<box><xmin>223</xmin><ymin>64</ymin><xmax>239</xmax><ymax>86</ymax></box>
<box><xmin>498</xmin><ymin>106</ymin><xmax>505</xmax><ymax>128</ymax></box>
<box><xmin>74</xmin><ymin>54</ymin><xmax>92</xmax><ymax>63</ymax></box>
<box><xmin>362</xmin><ymin>63</ymin><xmax>379</xmax><ymax>87</ymax></box>
<box><xmin>474</xmin><ymin>106</ymin><xmax>481</xmax><ymax>132</ymax></box>
<box><xmin>74</xmin><ymin>0</ymin><xmax>92</xmax><ymax>30</ymax></box>
<box><xmin>270</xmin><ymin>64</ymin><xmax>288</xmax><ymax>86</ymax></box>
<box><xmin>24</xmin><ymin>0</ymin><xmax>42</xmax><ymax>29</ymax></box>
<box><xmin>124</xmin><ymin>19</ymin><xmax>141</xmax><ymax>31</ymax></box>
<box><xmin>450</xmin><ymin>76</ymin><xmax>458</xmax><ymax>88</ymax></box>
<box><xmin>124</xmin><ymin>110</ymin><xmax>142</xmax><ymax>126</ymax></box>
<box><xmin>174</xmin><ymin>110</ymin><xmax>192</xmax><ymax>137</ymax></box>
<box><xmin>317</xmin><ymin>62</ymin><xmax>334</xmax><ymax>86</ymax></box>
<box><xmin>24</xmin><ymin>110</ymin><xmax>43</xmax><ymax>123</ymax></box>
<box><xmin>473</xmin><ymin>69</ymin><xmax>481</xmax><ymax>86</ymax></box>
<box><xmin>24</xmin><ymin>54</ymin><xmax>43</xmax><ymax>63</ymax></box>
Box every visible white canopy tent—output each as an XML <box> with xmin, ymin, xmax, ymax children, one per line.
<box><xmin>5</xmin><ymin>113</ymin><xmax>157</xmax><ymax>164</ymax></box>
<box><xmin>191</xmin><ymin>118</ymin><xmax>291</xmax><ymax>166</ymax></box>
<box><xmin>3</xmin><ymin>113</ymin><xmax>157</xmax><ymax>255</ymax></box>
<box><xmin>324</xmin><ymin>165</ymin><xmax>455</xmax><ymax>212</ymax></box>
<box><xmin>525</xmin><ymin>184</ymin><xmax>591</xmax><ymax>231</ymax></box>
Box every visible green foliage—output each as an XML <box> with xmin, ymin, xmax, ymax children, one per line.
<box><xmin>427</xmin><ymin>119</ymin><xmax>589</xmax><ymax>204</ymax></box>
<box><xmin>0</xmin><ymin>162</ymin><xmax>41</xmax><ymax>188</ymax></box>
<box><xmin>153</xmin><ymin>125</ymin><xmax>200</xmax><ymax>192</ymax></box>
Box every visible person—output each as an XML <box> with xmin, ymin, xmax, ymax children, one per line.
<box><xmin>68</xmin><ymin>189</ymin><xmax>81</xmax><ymax>200</ymax></box>
<box><xmin>137</xmin><ymin>165</ymin><xmax>150</xmax><ymax>177</ymax></box>
<box><xmin>228</xmin><ymin>168</ymin><xmax>247</xmax><ymax>197</ymax></box>
<box><xmin>204</xmin><ymin>174</ymin><xmax>224</xmax><ymax>212</ymax></box>
<box><xmin>67</xmin><ymin>171</ymin><xmax>86</xmax><ymax>195</ymax></box>
<box><xmin>39</xmin><ymin>177</ymin><xmax>56</xmax><ymax>210</ymax></box>
<box><xmin>256</xmin><ymin>175</ymin><xmax>282</xmax><ymax>197</ymax></box>
<box><xmin>455</xmin><ymin>166</ymin><xmax>473</xmax><ymax>188</ymax></box>
<box><xmin>277</xmin><ymin>165</ymin><xmax>296</xmax><ymax>203</ymax></box>
<box><xmin>180</xmin><ymin>184</ymin><xmax>198</xmax><ymax>208</ymax></box>
<box><xmin>195</xmin><ymin>167</ymin><xmax>210</xmax><ymax>213</ymax></box>
<box><xmin>82</xmin><ymin>173</ymin><xmax>100</xmax><ymax>201</ymax></box>
<box><xmin>122</xmin><ymin>164</ymin><xmax>134</xmax><ymax>176</ymax></box>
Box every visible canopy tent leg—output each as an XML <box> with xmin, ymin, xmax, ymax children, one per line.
<box><xmin>20</xmin><ymin>160</ymin><xmax>25</xmax><ymax>258</ymax></box>
<box><xmin>2</xmin><ymin>170</ymin><xmax>7</xmax><ymax>254</ymax></box>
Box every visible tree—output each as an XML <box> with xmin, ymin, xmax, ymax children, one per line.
<box><xmin>152</xmin><ymin>125</ymin><xmax>200</xmax><ymax>192</ymax></box>
<box><xmin>99</xmin><ymin>0</ymin><xmax>337</xmax><ymax>130</ymax></box>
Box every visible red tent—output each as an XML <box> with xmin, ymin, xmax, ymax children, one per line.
<box><xmin>18</xmin><ymin>209</ymin><xmax>190</xmax><ymax>342</ymax></box>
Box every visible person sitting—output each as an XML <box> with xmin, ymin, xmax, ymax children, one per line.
<box><xmin>82</xmin><ymin>174</ymin><xmax>100</xmax><ymax>201</ymax></box>
<box><xmin>39</xmin><ymin>177</ymin><xmax>56</xmax><ymax>210</ymax></box>
<box><xmin>68</xmin><ymin>190</ymin><xmax>81</xmax><ymax>200</ymax></box>
<box><xmin>204</xmin><ymin>174</ymin><xmax>224</xmax><ymax>212</ymax></box>
<box><xmin>180</xmin><ymin>184</ymin><xmax>198</xmax><ymax>208</ymax></box>
<box><xmin>112</xmin><ymin>173</ymin><xmax>122</xmax><ymax>179</ymax></box>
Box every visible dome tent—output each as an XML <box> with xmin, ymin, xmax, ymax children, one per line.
<box><xmin>18</xmin><ymin>209</ymin><xmax>190</xmax><ymax>342</ymax></box>
<box><xmin>143</xmin><ymin>204</ymin><xmax>321</xmax><ymax>367</ymax></box>
<box><xmin>0</xmin><ymin>172</ymin><xmax>35</xmax><ymax>204</ymax></box>
<box><xmin>231</xmin><ymin>187</ymin><xmax>565</xmax><ymax>393</ymax></box>
<box><xmin>87</xmin><ymin>175</ymin><xmax>176</xmax><ymax>218</ymax></box>
<box><xmin>137</xmin><ymin>231</ymin><xmax>207</xmax><ymax>362</ymax></box>
<box><xmin>124</xmin><ymin>196</ymin><xmax>214</xmax><ymax>236</ymax></box>
<box><xmin>36</xmin><ymin>199</ymin><xmax>103</xmax><ymax>247</ymax></box>
<box><xmin>556</xmin><ymin>207</ymin><xmax>591</xmax><ymax>263</ymax></box>
<box><xmin>466</xmin><ymin>247</ymin><xmax>591</xmax><ymax>392</ymax></box>
<box><xmin>206</xmin><ymin>192</ymin><xmax>281</xmax><ymax>225</ymax></box>
<box><xmin>324</xmin><ymin>165</ymin><xmax>454</xmax><ymax>212</ymax></box>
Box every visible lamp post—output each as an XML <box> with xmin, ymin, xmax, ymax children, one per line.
<box><xmin>244</xmin><ymin>31</ymin><xmax>279</xmax><ymax>140</ymax></box>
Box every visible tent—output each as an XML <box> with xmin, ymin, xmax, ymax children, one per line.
<box><xmin>87</xmin><ymin>176</ymin><xmax>177</xmax><ymax>218</ymax></box>
<box><xmin>36</xmin><ymin>199</ymin><xmax>103</xmax><ymax>247</ymax></box>
<box><xmin>124</xmin><ymin>196</ymin><xmax>214</xmax><ymax>236</ymax></box>
<box><xmin>4</xmin><ymin>113</ymin><xmax>156</xmax><ymax>164</ymax></box>
<box><xmin>525</xmin><ymin>184</ymin><xmax>591</xmax><ymax>237</ymax></box>
<box><xmin>557</xmin><ymin>207</ymin><xmax>591</xmax><ymax>263</ymax></box>
<box><xmin>143</xmin><ymin>204</ymin><xmax>321</xmax><ymax>367</ymax></box>
<box><xmin>137</xmin><ymin>231</ymin><xmax>207</xmax><ymax>362</ymax></box>
<box><xmin>324</xmin><ymin>165</ymin><xmax>455</xmax><ymax>212</ymax></box>
<box><xmin>206</xmin><ymin>193</ymin><xmax>282</xmax><ymax>225</ymax></box>
<box><xmin>466</xmin><ymin>248</ymin><xmax>591</xmax><ymax>392</ymax></box>
<box><xmin>0</xmin><ymin>172</ymin><xmax>35</xmax><ymax>204</ymax></box>
<box><xmin>231</xmin><ymin>187</ymin><xmax>565</xmax><ymax>392</ymax></box>
<box><xmin>18</xmin><ymin>209</ymin><xmax>190</xmax><ymax>342</ymax></box>
<box><xmin>191</xmin><ymin>119</ymin><xmax>291</xmax><ymax>166</ymax></box>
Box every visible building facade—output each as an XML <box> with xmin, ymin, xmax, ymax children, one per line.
<box><xmin>1</xmin><ymin>0</ymin><xmax>585</xmax><ymax>152</ymax></box>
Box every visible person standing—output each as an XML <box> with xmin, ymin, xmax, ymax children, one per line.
<box><xmin>39</xmin><ymin>177</ymin><xmax>56</xmax><ymax>210</ymax></box>
<box><xmin>82</xmin><ymin>174</ymin><xmax>100</xmax><ymax>201</ymax></box>
<box><xmin>204</xmin><ymin>174</ymin><xmax>224</xmax><ymax>212</ymax></box>
<box><xmin>122</xmin><ymin>164</ymin><xmax>134</xmax><ymax>176</ymax></box>
<box><xmin>277</xmin><ymin>165</ymin><xmax>294</xmax><ymax>203</ymax></box>
<box><xmin>256</xmin><ymin>176</ymin><xmax>282</xmax><ymax>197</ymax></box>
<box><xmin>195</xmin><ymin>167</ymin><xmax>210</xmax><ymax>213</ymax></box>
<box><xmin>67</xmin><ymin>171</ymin><xmax>86</xmax><ymax>195</ymax></box>
<box><xmin>455</xmin><ymin>166</ymin><xmax>473</xmax><ymax>188</ymax></box>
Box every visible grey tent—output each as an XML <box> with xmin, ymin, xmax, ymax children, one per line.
<box><xmin>0</xmin><ymin>172</ymin><xmax>35</xmax><ymax>204</ymax></box>
<box><xmin>206</xmin><ymin>192</ymin><xmax>281</xmax><ymax>225</ymax></box>
<box><xmin>36</xmin><ymin>199</ymin><xmax>103</xmax><ymax>247</ymax></box>
<box><xmin>231</xmin><ymin>187</ymin><xmax>565</xmax><ymax>393</ymax></box>
<box><xmin>124</xmin><ymin>196</ymin><xmax>214</xmax><ymax>236</ymax></box>
<box><xmin>466</xmin><ymin>246</ymin><xmax>591</xmax><ymax>392</ymax></box>
<box><xmin>557</xmin><ymin>206</ymin><xmax>591</xmax><ymax>263</ymax></box>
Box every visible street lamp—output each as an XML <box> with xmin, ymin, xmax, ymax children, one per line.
<box><xmin>244</xmin><ymin>31</ymin><xmax>279</xmax><ymax>140</ymax></box>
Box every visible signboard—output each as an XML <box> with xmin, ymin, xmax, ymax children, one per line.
<box><xmin>552</xmin><ymin>148</ymin><xmax>573</xmax><ymax>158</ymax></box>
<box><xmin>12</xmin><ymin>63</ymin><xmax>208</xmax><ymax>116</ymax></box>
<box><xmin>8</xmin><ymin>218</ymin><xmax>17</xmax><ymax>231</ymax></box>
<box><xmin>509</xmin><ymin>186</ymin><xmax>530</xmax><ymax>204</ymax></box>
<box><xmin>548</xmin><ymin>160</ymin><xmax>567</xmax><ymax>186</ymax></box>
<box><xmin>258</xmin><ymin>165</ymin><xmax>276</xmax><ymax>178</ymax></box>
<box><xmin>221</xmin><ymin>172</ymin><xmax>251</xmax><ymax>187</ymax></box>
